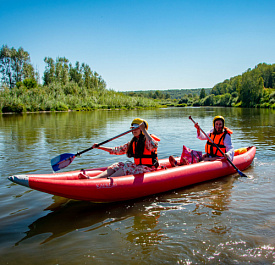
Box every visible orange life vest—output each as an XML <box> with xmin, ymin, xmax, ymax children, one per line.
<box><xmin>132</xmin><ymin>138</ymin><xmax>158</xmax><ymax>167</ymax></box>
<box><xmin>205</xmin><ymin>128</ymin><xmax>232</xmax><ymax>157</ymax></box>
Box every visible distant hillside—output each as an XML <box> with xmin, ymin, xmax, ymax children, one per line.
<box><xmin>124</xmin><ymin>88</ymin><xmax>211</xmax><ymax>99</ymax></box>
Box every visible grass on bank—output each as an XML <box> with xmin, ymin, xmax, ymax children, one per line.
<box><xmin>0</xmin><ymin>82</ymin><xmax>161</xmax><ymax>113</ymax></box>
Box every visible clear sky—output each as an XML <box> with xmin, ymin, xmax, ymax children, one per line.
<box><xmin>1</xmin><ymin>0</ymin><xmax>275</xmax><ymax>91</ymax></box>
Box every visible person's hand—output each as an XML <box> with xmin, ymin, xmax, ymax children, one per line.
<box><xmin>92</xmin><ymin>143</ymin><xmax>99</xmax><ymax>149</ymax></box>
<box><xmin>139</xmin><ymin>122</ymin><xmax>146</xmax><ymax>131</ymax></box>
<box><xmin>194</xmin><ymin>122</ymin><xmax>200</xmax><ymax>130</ymax></box>
<box><xmin>195</xmin><ymin>122</ymin><xmax>201</xmax><ymax>136</ymax></box>
<box><xmin>223</xmin><ymin>153</ymin><xmax>230</xmax><ymax>160</ymax></box>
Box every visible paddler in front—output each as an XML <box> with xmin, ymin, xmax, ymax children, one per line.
<box><xmin>87</xmin><ymin>118</ymin><xmax>160</xmax><ymax>179</ymax></box>
<box><xmin>195</xmin><ymin>115</ymin><xmax>234</xmax><ymax>161</ymax></box>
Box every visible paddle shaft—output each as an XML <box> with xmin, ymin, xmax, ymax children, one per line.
<box><xmin>189</xmin><ymin>116</ymin><xmax>247</xmax><ymax>177</ymax></box>
<box><xmin>75</xmin><ymin>128</ymin><xmax>136</xmax><ymax>157</ymax></box>
<box><xmin>51</xmin><ymin>127</ymin><xmax>138</xmax><ymax>171</ymax></box>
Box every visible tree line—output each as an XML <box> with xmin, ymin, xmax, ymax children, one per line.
<box><xmin>204</xmin><ymin>63</ymin><xmax>275</xmax><ymax>108</ymax></box>
<box><xmin>43</xmin><ymin>57</ymin><xmax>106</xmax><ymax>91</ymax></box>
<box><xmin>1</xmin><ymin>44</ymin><xmax>274</xmax><ymax>112</ymax></box>
<box><xmin>125</xmin><ymin>64</ymin><xmax>275</xmax><ymax>109</ymax></box>
<box><xmin>0</xmin><ymin>45</ymin><xmax>107</xmax><ymax>91</ymax></box>
<box><xmin>124</xmin><ymin>88</ymin><xmax>212</xmax><ymax>100</ymax></box>
<box><xmin>0</xmin><ymin>45</ymin><xmax>159</xmax><ymax>112</ymax></box>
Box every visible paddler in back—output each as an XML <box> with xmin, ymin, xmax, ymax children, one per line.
<box><xmin>195</xmin><ymin>116</ymin><xmax>234</xmax><ymax>161</ymax></box>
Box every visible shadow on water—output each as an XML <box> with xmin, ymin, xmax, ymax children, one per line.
<box><xmin>14</xmin><ymin>196</ymin><xmax>162</xmax><ymax>246</ymax></box>
<box><xmin>14</xmin><ymin>174</ymin><xmax>237</xmax><ymax>246</ymax></box>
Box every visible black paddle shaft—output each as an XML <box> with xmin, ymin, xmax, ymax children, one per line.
<box><xmin>76</xmin><ymin>128</ymin><xmax>136</xmax><ymax>157</ymax></box>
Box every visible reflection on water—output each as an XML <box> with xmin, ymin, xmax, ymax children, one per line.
<box><xmin>15</xmin><ymin>175</ymin><xmax>236</xmax><ymax>247</ymax></box>
<box><xmin>0</xmin><ymin>107</ymin><xmax>275</xmax><ymax>264</ymax></box>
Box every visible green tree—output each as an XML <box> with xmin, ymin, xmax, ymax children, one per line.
<box><xmin>230</xmin><ymin>75</ymin><xmax>242</xmax><ymax>93</ymax></box>
<box><xmin>69</xmin><ymin>61</ymin><xmax>83</xmax><ymax>87</ymax></box>
<box><xmin>239</xmin><ymin>69</ymin><xmax>264</xmax><ymax>107</ymax></box>
<box><xmin>199</xmin><ymin>88</ymin><xmax>206</xmax><ymax>99</ymax></box>
<box><xmin>55</xmin><ymin>57</ymin><xmax>69</xmax><ymax>85</ymax></box>
<box><xmin>219</xmin><ymin>93</ymin><xmax>231</xmax><ymax>106</ymax></box>
<box><xmin>82</xmin><ymin>63</ymin><xmax>93</xmax><ymax>90</ymax></box>
<box><xmin>12</xmin><ymin>47</ymin><xmax>31</xmax><ymax>84</ymax></box>
<box><xmin>43</xmin><ymin>57</ymin><xmax>55</xmax><ymax>85</ymax></box>
<box><xmin>23</xmin><ymin>78</ymin><xmax>38</xmax><ymax>89</ymax></box>
<box><xmin>0</xmin><ymin>45</ymin><xmax>35</xmax><ymax>88</ymax></box>
<box><xmin>23</xmin><ymin>63</ymin><xmax>39</xmax><ymax>82</ymax></box>
<box><xmin>178</xmin><ymin>95</ymin><xmax>188</xmax><ymax>104</ymax></box>
<box><xmin>0</xmin><ymin>45</ymin><xmax>12</xmax><ymax>88</ymax></box>
<box><xmin>202</xmin><ymin>94</ymin><xmax>215</xmax><ymax>106</ymax></box>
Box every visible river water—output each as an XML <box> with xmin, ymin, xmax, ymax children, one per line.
<box><xmin>0</xmin><ymin>107</ymin><xmax>274</xmax><ymax>264</ymax></box>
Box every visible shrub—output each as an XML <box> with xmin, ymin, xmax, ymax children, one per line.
<box><xmin>23</xmin><ymin>78</ymin><xmax>38</xmax><ymax>89</ymax></box>
<box><xmin>52</xmin><ymin>102</ymin><xmax>69</xmax><ymax>111</ymax></box>
<box><xmin>64</xmin><ymin>81</ymin><xmax>79</xmax><ymax>95</ymax></box>
<box><xmin>2</xmin><ymin>102</ymin><xmax>25</xmax><ymax>113</ymax></box>
<box><xmin>269</xmin><ymin>91</ymin><xmax>275</xmax><ymax>100</ymax></box>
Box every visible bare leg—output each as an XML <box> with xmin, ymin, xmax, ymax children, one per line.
<box><xmin>88</xmin><ymin>167</ymin><xmax>126</xmax><ymax>179</ymax></box>
<box><xmin>108</xmin><ymin>168</ymin><xmax>125</xmax><ymax>178</ymax></box>
<box><xmin>89</xmin><ymin>168</ymin><xmax>115</xmax><ymax>179</ymax></box>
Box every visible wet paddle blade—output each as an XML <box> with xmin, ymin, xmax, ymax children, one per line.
<box><xmin>237</xmin><ymin>169</ymin><xmax>248</xmax><ymax>178</ymax></box>
<box><xmin>51</xmin><ymin>153</ymin><xmax>76</xmax><ymax>172</ymax></box>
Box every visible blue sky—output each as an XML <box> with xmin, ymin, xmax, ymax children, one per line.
<box><xmin>1</xmin><ymin>0</ymin><xmax>275</xmax><ymax>91</ymax></box>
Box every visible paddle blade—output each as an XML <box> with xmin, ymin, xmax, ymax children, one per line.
<box><xmin>51</xmin><ymin>153</ymin><xmax>76</xmax><ymax>172</ymax></box>
<box><xmin>237</xmin><ymin>169</ymin><xmax>248</xmax><ymax>178</ymax></box>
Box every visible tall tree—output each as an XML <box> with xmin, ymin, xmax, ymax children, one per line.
<box><xmin>82</xmin><ymin>63</ymin><xmax>93</xmax><ymax>89</ymax></box>
<box><xmin>43</xmin><ymin>57</ymin><xmax>55</xmax><ymax>85</ymax></box>
<box><xmin>239</xmin><ymin>69</ymin><xmax>264</xmax><ymax>107</ymax></box>
<box><xmin>199</xmin><ymin>88</ymin><xmax>206</xmax><ymax>99</ymax></box>
<box><xmin>12</xmin><ymin>47</ymin><xmax>31</xmax><ymax>84</ymax></box>
<box><xmin>69</xmin><ymin>61</ymin><xmax>83</xmax><ymax>86</ymax></box>
<box><xmin>55</xmin><ymin>57</ymin><xmax>69</xmax><ymax>85</ymax></box>
<box><xmin>0</xmin><ymin>45</ymin><xmax>12</xmax><ymax>88</ymax></box>
<box><xmin>0</xmin><ymin>45</ymin><xmax>35</xmax><ymax>88</ymax></box>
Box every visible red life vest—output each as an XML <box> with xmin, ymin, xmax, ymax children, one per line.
<box><xmin>205</xmin><ymin>128</ymin><xmax>232</xmax><ymax>157</ymax></box>
<box><xmin>132</xmin><ymin>138</ymin><xmax>158</xmax><ymax>167</ymax></box>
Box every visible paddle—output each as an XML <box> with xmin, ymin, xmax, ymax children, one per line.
<box><xmin>51</xmin><ymin>128</ymin><xmax>137</xmax><ymax>172</ymax></box>
<box><xmin>189</xmin><ymin>116</ymin><xmax>247</xmax><ymax>177</ymax></box>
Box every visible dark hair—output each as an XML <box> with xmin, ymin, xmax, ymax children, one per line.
<box><xmin>127</xmin><ymin>134</ymin><xmax>146</xmax><ymax>158</ymax></box>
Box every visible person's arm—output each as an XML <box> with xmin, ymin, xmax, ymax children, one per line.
<box><xmin>92</xmin><ymin>142</ymin><xmax>130</xmax><ymax>155</ymax></box>
<box><xmin>194</xmin><ymin>122</ymin><xmax>201</xmax><ymax>137</ymax></box>
<box><xmin>92</xmin><ymin>144</ymin><xmax>112</xmax><ymax>153</ymax></box>
<box><xmin>195</xmin><ymin>123</ymin><xmax>211</xmax><ymax>140</ymax></box>
<box><xmin>223</xmin><ymin>134</ymin><xmax>234</xmax><ymax>161</ymax></box>
<box><xmin>139</xmin><ymin>122</ymin><xmax>158</xmax><ymax>150</ymax></box>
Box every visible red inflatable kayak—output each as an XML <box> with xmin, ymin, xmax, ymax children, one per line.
<box><xmin>9</xmin><ymin>146</ymin><xmax>256</xmax><ymax>203</ymax></box>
